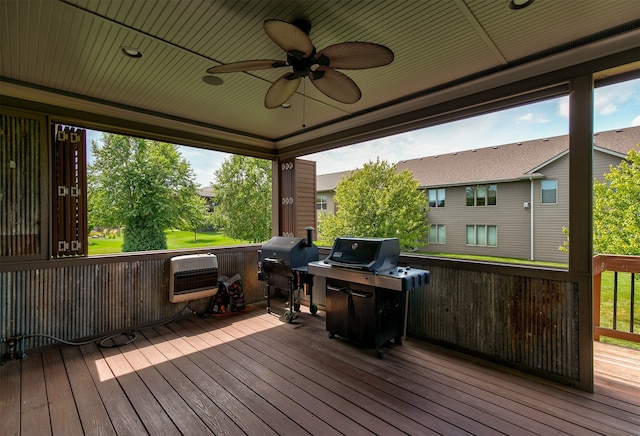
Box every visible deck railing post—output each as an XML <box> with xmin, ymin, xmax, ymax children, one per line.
<box><xmin>631</xmin><ymin>273</ymin><xmax>635</xmax><ymax>333</ymax></box>
<box><xmin>593</xmin><ymin>266</ymin><xmax>601</xmax><ymax>341</ymax></box>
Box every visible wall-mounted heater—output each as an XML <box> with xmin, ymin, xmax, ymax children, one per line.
<box><xmin>169</xmin><ymin>253</ymin><xmax>219</xmax><ymax>303</ymax></box>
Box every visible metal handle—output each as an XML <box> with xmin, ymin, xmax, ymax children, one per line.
<box><xmin>327</xmin><ymin>285</ymin><xmax>347</xmax><ymax>293</ymax></box>
<box><xmin>350</xmin><ymin>291</ymin><xmax>372</xmax><ymax>298</ymax></box>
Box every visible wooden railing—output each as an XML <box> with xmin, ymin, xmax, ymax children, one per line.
<box><xmin>593</xmin><ymin>254</ymin><xmax>640</xmax><ymax>343</ymax></box>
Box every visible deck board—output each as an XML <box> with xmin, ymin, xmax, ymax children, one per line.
<box><xmin>41</xmin><ymin>349</ymin><xmax>84</xmax><ymax>435</ymax></box>
<box><xmin>138</xmin><ymin>327</ymin><xmax>275</xmax><ymax>436</ymax></box>
<box><xmin>59</xmin><ymin>346</ymin><xmax>116</xmax><ymax>435</ymax></box>
<box><xmin>19</xmin><ymin>354</ymin><xmax>50</xmax><ymax>436</ymax></box>
<box><xmin>1</xmin><ymin>302</ymin><xmax>639</xmax><ymax>436</ymax></box>
<box><xmin>0</xmin><ymin>359</ymin><xmax>21</xmax><ymax>436</ymax></box>
<box><xmin>78</xmin><ymin>343</ymin><xmax>147</xmax><ymax>435</ymax></box>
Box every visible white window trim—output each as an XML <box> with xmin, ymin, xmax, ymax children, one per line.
<box><xmin>465</xmin><ymin>224</ymin><xmax>497</xmax><ymax>247</ymax></box>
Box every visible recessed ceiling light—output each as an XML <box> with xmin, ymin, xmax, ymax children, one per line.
<box><xmin>508</xmin><ymin>0</ymin><xmax>534</xmax><ymax>10</ymax></box>
<box><xmin>121</xmin><ymin>46</ymin><xmax>142</xmax><ymax>58</ymax></box>
<box><xmin>281</xmin><ymin>103</ymin><xmax>291</xmax><ymax>108</ymax></box>
<box><xmin>202</xmin><ymin>75</ymin><xmax>224</xmax><ymax>86</ymax></box>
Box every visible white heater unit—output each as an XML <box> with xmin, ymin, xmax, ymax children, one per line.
<box><xmin>169</xmin><ymin>253</ymin><xmax>219</xmax><ymax>303</ymax></box>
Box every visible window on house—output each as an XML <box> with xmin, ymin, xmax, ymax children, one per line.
<box><xmin>316</xmin><ymin>195</ymin><xmax>327</xmax><ymax>210</ymax></box>
<box><xmin>466</xmin><ymin>225</ymin><xmax>497</xmax><ymax>246</ymax></box>
<box><xmin>428</xmin><ymin>224</ymin><xmax>446</xmax><ymax>244</ymax></box>
<box><xmin>466</xmin><ymin>184</ymin><xmax>497</xmax><ymax>206</ymax></box>
<box><xmin>428</xmin><ymin>188</ymin><xmax>445</xmax><ymax>208</ymax></box>
<box><xmin>541</xmin><ymin>179</ymin><xmax>557</xmax><ymax>204</ymax></box>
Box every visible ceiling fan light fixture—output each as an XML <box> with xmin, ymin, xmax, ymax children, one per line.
<box><xmin>121</xmin><ymin>46</ymin><xmax>142</xmax><ymax>58</ymax></box>
<box><xmin>202</xmin><ymin>75</ymin><xmax>224</xmax><ymax>86</ymax></box>
<box><xmin>508</xmin><ymin>0</ymin><xmax>534</xmax><ymax>10</ymax></box>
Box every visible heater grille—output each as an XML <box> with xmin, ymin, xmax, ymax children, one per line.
<box><xmin>169</xmin><ymin>254</ymin><xmax>218</xmax><ymax>303</ymax></box>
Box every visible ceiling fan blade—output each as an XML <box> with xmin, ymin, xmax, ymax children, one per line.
<box><xmin>309</xmin><ymin>67</ymin><xmax>361</xmax><ymax>104</ymax></box>
<box><xmin>263</xmin><ymin>19</ymin><xmax>314</xmax><ymax>58</ymax></box>
<box><xmin>264</xmin><ymin>73</ymin><xmax>301</xmax><ymax>108</ymax></box>
<box><xmin>315</xmin><ymin>42</ymin><xmax>394</xmax><ymax>70</ymax></box>
<box><xmin>207</xmin><ymin>60</ymin><xmax>287</xmax><ymax>73</ymax></box>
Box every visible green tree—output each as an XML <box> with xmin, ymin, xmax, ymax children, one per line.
<box><xmin>318</xmin><ymin>159</ymin><xmax>428</xmax><ymax>250</ymax></box>
<box><xmin>88</xmin><ymin>133</ymin><xmax>199</xmax><ymax>251</ymax></box>
<box><xmin>593</xmin><ymin>148</ymin><xmax>640</xmax><ymax>255</ymax></box>
<box><xmin>181</xmin><ymin>194</ymin><xmax>211</xmax><ymax>242</ymax></box>
<box><xmin>211</xmin><ymin>155</ymin><xmax>272</xmax><ymax>243</ymax></box>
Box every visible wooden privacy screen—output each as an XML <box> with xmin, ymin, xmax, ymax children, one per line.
<box><xmin>51</xmin><ymin>124</ymin><xmax>87</xmax><ymax>257</ymax></box>
<box><xmin>278</xmin><ymin>158</ymin><xmax>317</xmax><ymax>238</ymax></box>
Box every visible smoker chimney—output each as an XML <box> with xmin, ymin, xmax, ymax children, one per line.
<box><xmin>305</xmin><ymin>227</ymin><xmax>314</xmax><ymax>247</ymax></box>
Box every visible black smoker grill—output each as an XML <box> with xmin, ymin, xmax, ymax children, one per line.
<box><xmin>258</xmin><ymin>228</ymin><xmax>319</xmax><ymax>323</ymax></box>
<box><xmin>308</xmin><ymin>237</ymin><xmax>429</xmax><ymax>357</ymax></box>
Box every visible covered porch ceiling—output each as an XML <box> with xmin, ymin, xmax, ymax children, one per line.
<box><xmin>1</xmin><ymin>0</ymin><xmax>639</xmax><ymax>159</ymax></box>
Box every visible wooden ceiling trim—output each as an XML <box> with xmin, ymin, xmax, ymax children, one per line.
<box><xmin>453</xmin><ymin>0</ymin><xmax>507</xmax><ymax>65</ymax></box>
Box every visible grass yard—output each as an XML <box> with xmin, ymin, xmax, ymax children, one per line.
<box><xmin>87</xmin><ymin>230</ymin><xmax>247</xmax><ymax>255</ymax></box>
<box><xmin>598</xmin><ymin>271</ymin><xmax>640</xmax><ymax>350</ymax></box>
<box><xmin>415</xmin><ymin>251</ymin><xmax>567</xmax><ymax>268</ymax></box>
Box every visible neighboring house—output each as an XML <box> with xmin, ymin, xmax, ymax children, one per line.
<box><xmin>316</xmin><ymin>170</ymin><xmax>352</xmax><ymax>217</ymax></box>
<box><xmin>197</xmin><ymin>186</ymin><xmax>215</xmax><ymax>212</ymax></box>
<box><xmin>316</xmin><ymin>127</ymin><xmax>640</xmax><ymax>263</ymax></box>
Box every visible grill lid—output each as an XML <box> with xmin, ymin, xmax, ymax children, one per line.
<box><xmin>325</xmin><ymin>237</ymin><xmax>400</xmax><ymax>272</ymax></box>
<box><xmin>260</xmin><ymin>236</ymin><xmax>319</xmax><ymax>271</ymax></box>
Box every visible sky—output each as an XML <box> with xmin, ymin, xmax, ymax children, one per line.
<box><xmin>87</xmin><ymin>78</ymin><xmax>640</xmax><ymax>187</ymax></box>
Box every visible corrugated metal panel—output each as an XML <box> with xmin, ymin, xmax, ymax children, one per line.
<box><xmin>0</xmin><ymin>113</ymin><xmax>42</xmax><ymax>257</ymax></box>
<box><xmin>0</xmin><ymin>249</ymin><xmax>261</xmax><ymax>352</ymax></box>
<box><xmin>407</xmin><ymin>265</ymin><xmax>579</xmax><ymax>379</ymax></box>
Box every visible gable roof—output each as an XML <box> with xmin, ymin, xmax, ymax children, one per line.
<box><xmin>318</xmin><ymin>127</ymin><xmax>640</xmax><ymax>190</ymax></box>
<box><xmin>399</xmin><ymin>127</ymin><xmax>640</xmax><ymax>188</ymax></box>
<box><xmin>197</xmin><ymin>187</ymin><xmax>215</xmax><ymax>198</ymax></box>
<box><xmin>317</xmin><ymin>170</ymin><xmax>354</xmax><ymax>192</ymax></box>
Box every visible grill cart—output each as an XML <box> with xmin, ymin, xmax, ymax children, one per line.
<box><xmin>309</xmin><ymin>237</ymin><xmax>429</xmax><ymax>357</ymax></box>
<box><xmin>258</xmin><ymin>228</ymin><xmax>319</xmax><ymax>323</ymax></box>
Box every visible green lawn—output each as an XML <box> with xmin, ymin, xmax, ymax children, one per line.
<box><xmin>414</xmin><ymin>251</ymin><xmax>567</xmax><ymax>268</ymax></box>
<box><xmin>599</xmin><ymin>271</ymin><xmax>640</xmax><ymax>350</ymax></box>
<box><xmin>87</xmin><ymin>230</ymin><xmax>247</xmax><ymax>255</ymax></box>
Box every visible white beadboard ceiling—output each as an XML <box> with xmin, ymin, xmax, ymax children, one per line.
<box><xmin>1</xmin><ymin>0</ymin><xmax>639</xmax><ymax>158</ymax></box>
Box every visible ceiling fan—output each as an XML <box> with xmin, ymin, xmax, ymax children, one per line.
<box><xmin>207</xmin><ymin>19</ymin><xmax>394</xmax><ymax>108</ymax></box>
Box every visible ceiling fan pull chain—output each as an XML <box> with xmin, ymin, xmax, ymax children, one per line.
<box><xmin>302</xmin><ymin>79</ymin><xmax>306</xmax><ymax>128</ymax></box>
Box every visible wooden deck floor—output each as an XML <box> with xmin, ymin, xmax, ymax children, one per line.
<box><xmin>1</xmin><ymin>302</ymin><xmax>639</xmax><ymax>435</ymax></box>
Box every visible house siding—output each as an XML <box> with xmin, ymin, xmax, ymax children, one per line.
<box><xmin>533</xmin><ymin>155</ymin><xmax>570</xmax><ymax>263</ymax></box>
<box><xmin>422</xmin><ymin>181</ymin><xmax>531</xmax><ymax>259</ymax></box>
<box><xmin>316</xmin><ymin>129</ymin><xmax>638</xmax><ymax>263</ymax></box>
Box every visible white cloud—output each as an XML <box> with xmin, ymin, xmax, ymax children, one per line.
<box><xmin>517</xmin><ymin>112</ymin><xmax>549</xmax><ymax>123</ymax></box>
<box><xmin>595</xmin><ymin>99</ymin><xmax>617</xmax><ymax>115</ymax></box>
<box><xmin>558</xmin><ymin>96</ymin><xmax>570</xmax><ymax>118</ymax></box>
<box><xmin>632</xmin><ymin>115</ymin><xmax>640</xmax><ymax>127</ymax></box>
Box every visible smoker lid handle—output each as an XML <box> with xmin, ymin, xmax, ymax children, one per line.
<box><xmin>263</xmin><ymin>257</ymin><xmax>284</xmax><ymax>264</ymax></box>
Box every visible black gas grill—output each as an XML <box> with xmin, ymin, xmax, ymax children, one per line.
<box><xmin>258</xmin><ymin>228</ymin><xmax>319</xmax><ymax>322</ymax></box>
<box><xmin>308</xmin><ymin>237</ymin><xmax>429</xmax><ymax>357</ymax></box>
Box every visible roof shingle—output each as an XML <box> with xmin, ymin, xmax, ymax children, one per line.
<box><xmin>318</xmin><ymin>127</ymin><xmax>640</xmax><ymax>190</ymax></box>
